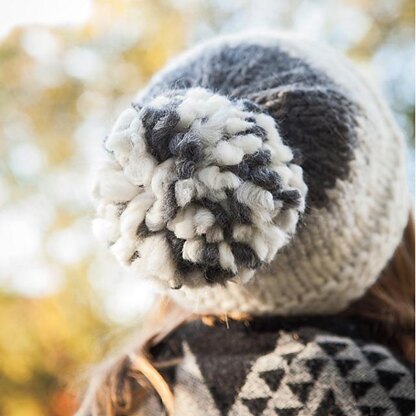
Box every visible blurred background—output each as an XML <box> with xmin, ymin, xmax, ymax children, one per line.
<box><xmin>0</xmin><ymin>0</ymin><xmax>414</xmax><ymax>414</ymax></box>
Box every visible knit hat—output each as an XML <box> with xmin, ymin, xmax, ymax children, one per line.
<box><xmin>92</xmin><ymin>32</ymin><xmax>409</xmax><ymax>315</ymax></box>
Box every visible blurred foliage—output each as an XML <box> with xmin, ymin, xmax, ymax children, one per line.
<box><xmin>0</xmin><ymin>0</ymin><xmax>413</xmax><ymax>414</ymax></box>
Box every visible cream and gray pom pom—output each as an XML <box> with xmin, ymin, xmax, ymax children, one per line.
<box><xmin>93</xmin><ymin>87</ymin><xmax>307</xmax><ymax>289</ymax></box>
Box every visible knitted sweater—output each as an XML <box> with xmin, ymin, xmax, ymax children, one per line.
<box><xmin>140</xmin><ymin>318</ymin><xmax>414</xmax><ymax>416</ymax></box>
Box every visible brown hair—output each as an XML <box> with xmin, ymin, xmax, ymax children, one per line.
<box><xmin>344</xmin><ymin>214</ymin><xmax>415</xmax><ymax>362</ymax></box>
<box><xmin>77</xmin><ymin>214</ymin><xmax>415</xmax><ymax>416</ymax></box>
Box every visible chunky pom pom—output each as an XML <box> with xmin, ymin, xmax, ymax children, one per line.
<box><xmin>93</xmin><ymin>88</ymin><xmax>307</xmax><ymax>289</ymax></box>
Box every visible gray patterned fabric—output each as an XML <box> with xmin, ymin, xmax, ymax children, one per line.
<box><xmin>92</xmin><ymin>32</ymin><xmax>409</xmax><ymax>316</ymax></box>
<box><xmin>142</xmin><ymin>319</ymin><xmax>414</xmax><ymax>416</ymax></box>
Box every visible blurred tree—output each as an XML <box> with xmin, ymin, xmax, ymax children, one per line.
<box><xmin>0</xmin><ymin>0</ymin><xmax>413</xmax><ymax>414</ymax></box>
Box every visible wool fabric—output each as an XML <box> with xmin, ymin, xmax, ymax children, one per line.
<box><xmin>92</xmin><ymin>32</ymin><xmax>409</xmax><ymax>315</ymax></box>
<box><xmin>138</xmin><ymin>318</ymin><xmax>415</xmax><ymax>416</ymax></box>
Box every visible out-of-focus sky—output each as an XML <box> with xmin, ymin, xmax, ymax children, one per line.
<box><xmin>0</xmin><ymin>0</ymin><xmax>93</xmax><ymax>40</ymax></box>
<box><xmin>0</xmin><ymin>1</ymin><xmax>413</xmax><ymax>414</ymax></box>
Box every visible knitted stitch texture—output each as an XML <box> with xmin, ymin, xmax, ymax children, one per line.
<box><xmin>92</xmin><ymin>32</ymin><xmax>409</xmax><ymax>315</ymax></box>
<box><xmin>140</xmin><ymin>319</ymin><xmax>415</xmax><ymax>416</ymax></box>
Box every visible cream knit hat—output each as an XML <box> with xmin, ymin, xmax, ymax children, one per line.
<box><xmin>92</xmin><ymin>32</ymin><xmax>409</xmax><ymax>316</ymax></box>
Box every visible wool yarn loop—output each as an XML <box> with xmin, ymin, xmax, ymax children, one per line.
<box><xmin>93</xmin><ymin>87</ymin><xmax>307</xmax><ymax>289</ymax></box>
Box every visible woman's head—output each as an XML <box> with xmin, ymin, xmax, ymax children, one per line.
<box><xmin>81</xmin><ymin>32</ymin><xmax>414</xmax><ymax>416</ymax></box>
<box><xmin>92</xmin><ymin>32</ymin><xmax>410</xmax><ymax>317</ymax></box>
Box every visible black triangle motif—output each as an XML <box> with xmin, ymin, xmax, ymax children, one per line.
<box><xmin>391</xmin><ymin>397</ymin><xmax>415</xmax><ymax>416</ymax></box>
<box><xmin>195</xmin><ymin>356</ymin><xmax>254</xmax><ymax>416</ymax></box>
<box><xmin>305</xmin><ymin>358</ymin><xmax>327</xmax><ymax>381</ymax></box>
<box><xmin>376</xmin><ymin>369</ymin><xmax>405</xmax><ymax>392</ymax></box>
<box><xmin>288</xmin><ymin>382</ymin><xmax>314</xmax><ymax>404</ymax></box>
<box><xmin>363</xmin><ymin>350</ymin><xmax>389</xmax><ymax>366</ymax></box>
<box><xmin>259</xmin><ymin>368</ymin><xmax>285</xmax><ymax>392</ymax></box>
<box><xmin>359</xmin><ymin>406</ymin><xmax>387</xmax><ymax>416</ymax></box>
<box><xmin>282</xmin><ymin>352</ymin><xmax>298</xmax><ymax>365</ymax></box>
<box><xmin>335</xmin><ymin>358</ymin><xmax>359</xmax><ymax>377</ymax></box>
<box><xmin>317</xmin><ymin>341</ymin><xmax>348</xmax><ymax>357</ymax></box>
<box><xmin>274</xmin><ymin>407</ymin><xmax>302</xmax><ymax>416</ymax></box>
<box><xmin>186</xmin><ymin>330</ymin><xmax>280</xmax><ymax>416</ymax></box>
<box><xmin>314</xmin><ymin>389</ymin><xmax>346</xmax><ymax>416</ymax></box>
<box><xmin>242</xmin><ymin>397</ymin><xmax>269</xmax><ymax>416</ymax></box>
<box><xmin>349</xmin><ymin>381</ymin><xmax>374</xmax><ymax>399</ymax></box>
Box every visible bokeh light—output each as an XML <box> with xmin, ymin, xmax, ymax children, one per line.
<box><xmin>0</xmin><ymin>0</ymin><xmax>413</xmax><ymax>414</ymax></box>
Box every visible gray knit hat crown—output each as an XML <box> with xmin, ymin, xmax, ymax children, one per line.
<box><xmin>93</xmin><ymin>32</ymin><xmax>409</xmax><ymax>315</ymax></box>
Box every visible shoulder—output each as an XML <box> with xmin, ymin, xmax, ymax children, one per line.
<box><xmin>149</xmin><ymin>317</ymin><xmax>414</xmax><ymax>416</ymax></box>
